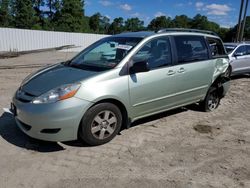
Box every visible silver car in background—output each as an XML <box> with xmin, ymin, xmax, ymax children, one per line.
<box><xmin>224</xmin><ymin>42</ymin><xmax>250</xmax><ymax>76</ymax></box>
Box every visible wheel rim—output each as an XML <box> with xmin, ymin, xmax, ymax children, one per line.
<box><xmin>207</xmin><ymin>92</ymin><xmax>219</xmax><ymax>111</ymax></box>
<box><xmin>91</xmin><ymin>110</ymin><xmax>117</xmax><ymax>140</ymax></box>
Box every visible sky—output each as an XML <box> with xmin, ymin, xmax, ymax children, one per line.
<box><xmin>85</xmin><ymin>0</ymin><xmax>243</xmax><ymax>28</ymax></box>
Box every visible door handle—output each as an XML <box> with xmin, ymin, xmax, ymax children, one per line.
<box><xmin>167</xmin><ymin>70</ymin><xmax>176</xmax><ymax>75</ymax></box>
<box><xmin>178</xmin><ymin>67</ymin><xmax>185</xmax><ymax>73</ymax></box>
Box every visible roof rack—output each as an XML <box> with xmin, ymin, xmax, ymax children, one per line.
<box><xmin>156</xmin><ymin>28</ymin><xmax>218</xmax><ymax>36</ymax></box>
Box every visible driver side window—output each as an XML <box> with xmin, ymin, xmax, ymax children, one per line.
<box><xmin>133</xmin><ymin>37</ymin><xmax>172</xmax><ymax>70</ymax></box>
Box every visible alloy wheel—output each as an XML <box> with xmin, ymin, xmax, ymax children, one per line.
<box><xmin>91</xmin><ymin>110</ymin><xmax>117</xmax><ymax>140</ymax></box>
<box><xmin>207</xmin><ymin>92</ymin><xmax>219</xmax><ymax>111</ymax></box>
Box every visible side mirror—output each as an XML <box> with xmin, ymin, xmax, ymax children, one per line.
<box><xmin>129</xmin><ymin>59</ymin><xmax>149</xmax><ymax>74</ymax></box>
<box><xmin>234</xmin><ymin>52</ymin><xmax>244</xmax><ymax>57</ymax></box>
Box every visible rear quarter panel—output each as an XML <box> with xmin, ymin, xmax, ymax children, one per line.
<box><xmin>211</xmin><ymin>57</ymin><xmax>229</xmax><ymax>83</ymax></box>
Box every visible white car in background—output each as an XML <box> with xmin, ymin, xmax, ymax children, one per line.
<box><xmin>224</xmin><ymin>42</ymin><xmax>250</xmax><ymax>77</ymax></box>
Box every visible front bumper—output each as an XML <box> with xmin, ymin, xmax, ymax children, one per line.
<box><xmin>12</xmin><ymin>97</ymin><xmax>93</xmax><ymax>142</ymax></box>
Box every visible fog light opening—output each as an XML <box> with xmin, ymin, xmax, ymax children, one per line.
<box><xmin>40</xmin><ymin>128</ymin><xmax>61</xmax><ymax>134</ymax></box>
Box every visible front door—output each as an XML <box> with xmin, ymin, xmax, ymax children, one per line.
<box><xmin>129</xmin><ymin>37</ymin><xmax>177</xmax><ymax>118</ymax></box>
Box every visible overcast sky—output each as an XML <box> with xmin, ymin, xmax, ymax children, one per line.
<box><xmin>85</xmin><ymin>0</ymin><xmax>243</xmax><ymax>28</ymax></box>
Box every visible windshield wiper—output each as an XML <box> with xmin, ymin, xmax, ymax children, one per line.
<box><xmin>67</xmin><ymin>63</ymin><xmax>109</xmax><ymax>72</ymax></box>
<box><xmin>61</xmin><ymin>60</ymin><xmax>72</xmax><ymax>66</ymax></box>
<box><xmin>84</xmin><ymin>62</ymin><xmax>112</xmax><ymax>69</ymax></box>
<box><xmin>69</xmin><ymin>63</ymin><xmax>83</xmax><ymax>69</ymax></box>
<box><xmin>62</xmin><ymin>61</ymin><xmax>85</xmax><ymax>69</ymax></box>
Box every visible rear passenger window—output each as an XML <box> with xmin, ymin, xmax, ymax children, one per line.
<box><xmin>206</xmin><ymin>37</ymin><xmax>226</xmax><ymax>57</ymax></box>
<box><xmin>174</xmin><ymin>35</ymin><xmax>209</xmax><ymax>64</ymax></box>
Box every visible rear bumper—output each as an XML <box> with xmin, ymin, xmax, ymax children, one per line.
<box><xmin>12</xmin><ymin>97</ymin><xmax>93</xmax><ymax>142</ymax></box>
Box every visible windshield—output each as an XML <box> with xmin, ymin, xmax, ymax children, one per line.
<box><xmin>224</xmin><ymin>45</ymin><xmax>237</xmax><ymax>54</ymax></box>
<box><xmin>69</xmin><ymin>37</ymin><xmax>142</xmax><ymax>70</ymax></box>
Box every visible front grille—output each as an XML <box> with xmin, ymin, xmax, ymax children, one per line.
<box><xmin>17</xmin><ymin>98</ymin><xmax>31</xmax><ymax>103</ymax></box>
<box><xmin>24</xmin><ymin>92</ymin><xmax>36</xmax><ymax>97</ymax></box>
<box><xmin>16</xmin><ymin>88</ymin><xmax>36</xmax><ymax>103</ymax></box>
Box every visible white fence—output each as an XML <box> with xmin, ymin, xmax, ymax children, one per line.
<box><xmin>0</xmin><ymin>27</ymin><xmax>109</xmax><ymax>52</ymax></box>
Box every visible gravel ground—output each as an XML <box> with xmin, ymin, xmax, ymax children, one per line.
<box><xmin>0</xmin><ymin>52</ymin><xmax>250</xmax><ymax>188</ymax></box>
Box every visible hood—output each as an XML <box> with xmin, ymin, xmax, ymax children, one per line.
<box><xmin>21</xmin><ymin>64</ymin><xmax>100</xmax><ymax>96</ymax></box>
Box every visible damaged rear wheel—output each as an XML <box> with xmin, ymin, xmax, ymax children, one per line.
<box><xmin>200</xmin><ymin>87</ymin><xmax>220</xmax><ymax>112</ymax></box>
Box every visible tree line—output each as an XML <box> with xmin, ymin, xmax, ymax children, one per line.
<box><xmin>0</xmin><ymin>0</ymin><xmax>249</xmax><ymax>41</ymax></box>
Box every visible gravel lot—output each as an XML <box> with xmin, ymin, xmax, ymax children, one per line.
<box><xmin>0</xmin><ymin>51</ymin><xmax>250</xmax><ymax>188</ymax></box>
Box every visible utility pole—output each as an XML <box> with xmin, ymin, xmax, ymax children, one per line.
<box><xmin>240</xmin><ymin>0</ymin><xmax>249</xmax><ymax>41</ymax></box>
<box><xmin>236</xmin><ymin>0</ymin><xmax>245</xmax><ymax>42</ymax></box>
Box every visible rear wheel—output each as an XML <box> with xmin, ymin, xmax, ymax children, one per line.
<box><xmin>79</xmin><ymin>103</ymin><xmax>122</xmax><ymax>146</ymax></box>
<box><xmin>200</xmin><ymin>87</ymin><xmax>220</xmax><ymax>112</ymax></box>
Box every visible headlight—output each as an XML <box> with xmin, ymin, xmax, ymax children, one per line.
<box><xmin>32</xmin><ymin>83</ymin><xmax>81</xmax><ymax>104</ymax></box>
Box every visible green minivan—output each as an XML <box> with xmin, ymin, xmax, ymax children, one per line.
<box><xmin>12</xmin><ymin>29</ymin><xmax>230</xmax><ymax>145</ymax></box>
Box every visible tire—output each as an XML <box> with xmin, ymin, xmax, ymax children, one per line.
<box><xmin>79</xmin><ymin>103</ymin><xmax>122</xmax><ymax>146</ymax></box>
<box><xmin>200</xmin><ymin>87</ymin><xmax>220</xmax><ymax>112</ymax></box>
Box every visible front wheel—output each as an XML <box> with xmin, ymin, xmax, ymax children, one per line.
<box><xmin>79</xmin><ymin>103</ymin><xmax>122</xmax><ymax>146</ymax></box>
<box><xmin>200</xmin><ymin>87</ymin><xmax>220</xmax><ymax>112</ymax></box>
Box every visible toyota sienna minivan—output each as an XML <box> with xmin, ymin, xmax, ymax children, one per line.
<box><xmin>11</xmin><ymin>29</ymin><xmax>230</xmax><ymax>145</ymax></box>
